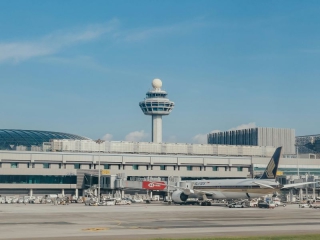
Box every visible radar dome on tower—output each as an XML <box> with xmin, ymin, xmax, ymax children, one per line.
<box><xmin>152</xmin><ymin>78</ymin><xmax>162</xmax><ymax>89</ymax></box>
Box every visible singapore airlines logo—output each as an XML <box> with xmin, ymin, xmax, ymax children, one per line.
<box><xmin>265</xmin><ymin>158</ymin><xmax>275</xmax><ymax>178</ymax></box>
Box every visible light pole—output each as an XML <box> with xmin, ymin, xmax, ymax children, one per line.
<box><xmin>96</xmin><ymin>139</ymin><xmax>104</xmax><ymax>203</ymax></box>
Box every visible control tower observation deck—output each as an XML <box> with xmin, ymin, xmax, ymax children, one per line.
<box><xmin>139</xmin><ymin>79</ymin><xmax>174</xmax><ymax>143</ymax></box>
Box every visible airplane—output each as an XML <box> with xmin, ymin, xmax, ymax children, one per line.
<box><xmin>165</xmin><ymin>147</ymin><xmax>315</xmax><ymax>204</ymax></box>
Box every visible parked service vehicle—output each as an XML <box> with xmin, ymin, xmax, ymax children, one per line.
<box><xmin>273</xmin><ymin>198</ymin><xmax>286</xmax><ymax>207</ymax></box>
<box><xmin>5</xmin><ymin>197</ymin><xmax>13</xmax><ymax>204</ymax></box>
<box><xmin>70</xmin><ymin>195</ymin><xmax>78</xmax><ymax>203</ymax></box>
<box><xmin>24</xmin><ymin>197</ymin><xmax>30</xmax><ymax>204</ymax></box>
<box><xmin>299</xmin><ymin>203</ymin><xmax>310</xmax><ymax>208</ymax></box>
<box><xmin>99</xmin><ymin>199</ymin><xmax>116</xmax><ymax>206</ymax></box>
<box><xmin>151</xmin><ymin>195</ymin><xmax>160</xmax><ymax>201</ymax></box>
<box><xmin>311</xmin><ymin>205</ymin><xmax>320</xmax><ymax>209</ymax></box>
<box><xmin>228</xmin><ymin>202</ymin><xmax>245</xmax><ymax>208</ymax></box>
<box><xmin>274</xmin><ymin>201</ymin><xmax>286</xmax><ymax>207</ymax></box>
<box><xmin>250</xmin><ymin>199</ymin><xmax>259</xmax><ymax>207</ymax></box>
<box><xmin>258</xmin><ymin>201</ymin><xmax>275</xmax><ymax>209</ymax></box>
<box><xmin>0</xmin><ymin>197</ymin><xmax>6</xmax><ymax>204</ymax></box>
<box><xmin>131</xmin><ymin>198</ymin><xmax>143</xmax><ymax>203</ymax></box>
<box><xmin>116</xmin><ymin>199</ymin><xmax>131</xmax><ymax>205</ymax></box>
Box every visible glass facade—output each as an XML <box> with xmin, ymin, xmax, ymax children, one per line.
<box><xmin>43</xmin><ymin>163</ymin><xmax>50</xmax><ymax>169</ymax></box>
<box><xmin>0</xmin><ymin>175</ymin><xmax>76</xmax><ymax>184</ymax></box>
<box><xmin>254</xmin><ymin>167</ymin><xmax>320</xmax><ymax>176</ymax></box>
<box><xmin>132</xmin><ymin>165</ymin><xmax>139</xmax><ymax>170</ymax></box>
<box><xmin>104</xmin><ymin>164</ymin><xmax>110</xmax><ymax>169</ymax></box>
<box><xmin>11</xmin><ymin>163</ymin><xmax>18</xmax><ymax>168</ymax></box>
<box><xmin>74</xmin><ymin>164</ymin><xmax>81</xmax><ymax>169</ymax></box>
<box><xmin>0</xmin><ymin>129</ymin><xmax>89</xmax><ymax>150</ymax></box>
<box><xmin>160</xmin><ymin>165</ymin><xmax>166</xmax><ymax>170</ymax></box>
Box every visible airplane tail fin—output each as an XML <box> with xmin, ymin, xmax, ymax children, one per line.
<box><xmin>260</xmin><ymin>147</ymin><xmax>282</xmax><ymax>180</ymax></box>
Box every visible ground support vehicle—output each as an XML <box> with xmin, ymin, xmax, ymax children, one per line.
<box><xmin>228</xmin><ymin>202</ymin><xmax>245</xmax><ymax>208</ymax></box>
<box><xmin>309</xmin><ymin>202</ymin><xmax>320</xmax><ymax>209</ymax></box>
<box><xmin>199</xmin><ymin>200</ymin><xmax>214</xmax><ymax>206</ymax></box>
<box><xmin>70</xmin><ymin>195</ymin><xmax>78</xmax><ymax>203</ymax></box>
<box><xmin>176</xmin><ymin>198</ymin><xmax>199</xmax><ymax>205</ymax></box>
<box><xmin>131</xmin><ymin>198</ymin><xmax>143</xmax><ymax>203</ymax></box>
<box><xmin>299</xmin><ymin>203</ymin><xmax>310</xmax><ymax>208</ymax></box>
<box><xmin>274</xmin><ymin>202</ymin><xmax>286</xmax><ymax>207</ymax></box>
<box><xmin>249</xmin><ymin>200</ymin><xmax>259</xmax><ymax>207</ymax></box>
<box><xmin>258</xmin><ymin>201</ymin><xmax>275</xmax><ymax>209</ymax></box>
<box><xmin>99</xmin><ymin>199</ymin><xmax>116</xmax><ymax>206</ymax></box>
<box><xmin>116</xmin><ymin>199</ymin><xmax>131</xmax><ymax>205</ymax></box>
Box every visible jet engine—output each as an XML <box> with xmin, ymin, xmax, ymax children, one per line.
<box><xmin>172</xmin><ymin>190</ymin><xmax>189</xmax><ymax>203</ymax></box>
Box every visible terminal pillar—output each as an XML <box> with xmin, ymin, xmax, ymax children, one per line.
<box><xmin>289</xmin><ymin>189</ymin><xmax>293</xmax><ymax>202</ymax></box>
<box><xmin>29</xmin><ymin>189</ymin><xmax>33</xmax><ymax>197</ymax></box>
<box><xmin>306</xmin><ymin>187</ymin><xmax>308</xmax><ymax>199</ymax></box>
<box><xmin>121</xmin><ymin>190</ymin><xmax>124</xmax><ymax>198</ymax></box>
<box><xmin>75</xmin><ymin>189</ymin><xmax>79</xmax><ymax>198</ymax></box>
<box><xmin>62</xmin><ymin>189</ymin><xmax>65</xmax><ymax>196</ymax></box>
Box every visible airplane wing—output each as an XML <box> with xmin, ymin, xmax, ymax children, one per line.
<box><xmin>193</xmin><ymin>189</ymin><xmax>216</xmax><ymax>196</ymax></box>
<box><xmin>252</xmin><ymin>182</ymin><xmax>274</xmax><ymax>189</ymax></box>
<box><xmin>150</xmin><ymin>182</ymin><xmax>216</xmax><ymax>196</ymax></box>
<box><xmin>282</xmin><ymin>182</ymin><xmax>316</xmax><ymax>189</ymax></box>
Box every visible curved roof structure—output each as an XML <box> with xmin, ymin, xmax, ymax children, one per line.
<box><xmin>0</xmin><ymin>129</ymin><xmax>89</xmax><ymax>150</ymax></box>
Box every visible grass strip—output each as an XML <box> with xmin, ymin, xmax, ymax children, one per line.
<box><xmin>152</xmin><ymin>234</ymin><xmax>320</xmax><ymax>240</ymax></box>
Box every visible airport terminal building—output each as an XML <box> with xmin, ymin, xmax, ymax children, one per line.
<box><xmin>0</xmin><ymin>129</ymin><xmax>320</xmax><ymax>196</ymax></box>
<box><xmin>207</xmin><ymin>127</ymin><xmax>296</xmax><ymax>155</ymax></box>
<box><xmin>0</xmin><ymin>81</ymin><xmax>318</xmax><ymax>196</ymax></box>
<box><xmin>296</xmin><ymin>134</ymin><xmax>320</xmax><ymax>158</ymax></box>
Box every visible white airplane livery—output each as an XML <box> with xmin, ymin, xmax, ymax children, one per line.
<box><xmin>169</xmin><ymin>147</ymin><xmax>314</xmax><ymax>204</ymax></box>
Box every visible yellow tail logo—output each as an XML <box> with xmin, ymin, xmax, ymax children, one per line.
<box><xmin>265</xmin><ymin>158</ymin><xmax>275</xmax><ymax>178</ymax></box>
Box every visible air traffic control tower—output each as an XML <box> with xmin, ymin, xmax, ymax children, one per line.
<box><xmin>139</xmin><ymin>79</ymin><xmax>174</xmax><ymax>143</ymax></box>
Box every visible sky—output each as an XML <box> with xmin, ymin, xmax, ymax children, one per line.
<box><xmin>0</xmin><ymin>0</ymin><xmax>319</xmax><ymax>143</ymax></box>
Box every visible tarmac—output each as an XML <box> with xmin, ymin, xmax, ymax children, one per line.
<box><xmin>1</xmin><ymin>203</ymin><xmax>320</xmax><ymax>240</ymax></box>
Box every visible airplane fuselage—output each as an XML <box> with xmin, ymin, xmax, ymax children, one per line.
<box><xmin>190</xmin><ymin>179</ymin><xmax>279</xmax><ymax>199</ymax></box>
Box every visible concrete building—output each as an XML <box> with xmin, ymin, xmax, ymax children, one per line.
<box><xmin>296</xmin><ymin>134</ymin><xmax>320</xmax><ymax>158</ymax></box>
<box><xmin>139</xmin><ymin>79</ymin><xmax>174</xmax><ymax>143</ymax></box>
<box><xmin>207</xmin><ymin>127</ymin><xmax>296</xmax><ymax>155</ymax></box>
<box><xmin>1</xmin><ymin>149</ymin><xmax>320</xmax><ymax>196</ymax></box>
<box><xmin>49</xmin><ymin>139</ymin><xmax>276</xmax><ymax>157</ymax></box>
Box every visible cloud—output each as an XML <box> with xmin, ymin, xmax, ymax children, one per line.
<box><xmin>43</xmin><ymin>56</ymin><xmax>109</xmax><ymax>73</ymax></box>
<box><xmin>228</xmin><ymin>122</ymin><xmax>257</xmax><ymax>131</ymax></box>
<box><xmin>210</xmin><ymin>130</ymin><xmax>221</xmax><ymax>133</ymax></box>
<box><xmin>125</xmin><ymin>130</ymin><xmax>148</xmax><ymax>142</ymax></box>
<box><xmin>193</xmin><ymin>129</ymin><xmax>223</xmax><ymax>144</ymax></box>
<box><xmin>102</xmin><ymin>133</ymin><xmax>113</xmax><ymax>141</ymax></box>
<box><xmin>0</xmin><ymin>18</ymin><xmax>207</xmax><ymax>64</ymax></box>
<box><xmin>192</xmin><ymin>134</ymin><xmax>208</xmax><ymax>144</ymax></box>
<box><xmin>165</xmin><ymin>135</ymin><xmax>178</xmax><ymax>143</ymax></box>
<box><xmin>0</xmin><ymin>19</ymin><xmax>119</xmax><ymax>63</ymax></box>
<box><xmin>117</xmin><ymin>18</ymin><xmax>207</xmax><ymax>42</ymax></box>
